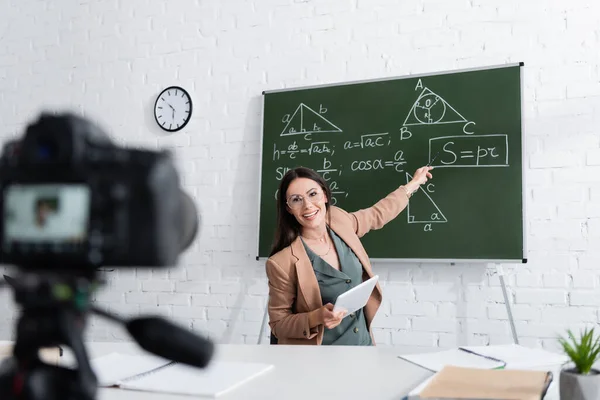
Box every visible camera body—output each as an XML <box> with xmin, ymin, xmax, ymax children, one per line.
<box><xmin>0</xmin><ymin>112</ymin><xmax>189</xmax><ymax>271</ymax></box>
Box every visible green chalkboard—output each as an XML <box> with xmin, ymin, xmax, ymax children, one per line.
<box><xmin>257</xmin><ymin>64</ymin><xmax>526</xmax><ymax>262</ymax></box>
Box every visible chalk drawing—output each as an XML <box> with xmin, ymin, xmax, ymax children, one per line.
<box><xmin>405</xmin><ymin>172</ymin><xmax>448</xmax><ymax>224</ymax></box>
<box><xmin>403</xmin><ymin>88</ymin><xmax>468</xmax><ymax>126</ymax></box>
<box><xmin>280</xmin><ymin>103</ymin><xmax>342</xmax><ymax>136</ymax></box>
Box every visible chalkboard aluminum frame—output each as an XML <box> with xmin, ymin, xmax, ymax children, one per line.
<box><xmin>256</xmin><ymin>94</ymin><xmax>266</xmax><ymax>260</ymax></box>
<box><xmin>257</xmin><ymin>63</ymin><xmax>527</xmax><ymax>264</ymax></box>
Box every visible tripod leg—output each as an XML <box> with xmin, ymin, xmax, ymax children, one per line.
<box><xmin>0</xmin><ymin>357</ymin><xmax>18</xmax><ymax>399</ymax></box>
<box><xmin>2</xmin><ymin>309</ymin><xmax>99</xmax><ymax>400</ymax></box>
<box><xmin>258</xmin><ymin>299</ymin><xmax>269</xmax><ymax>345</ymax></box>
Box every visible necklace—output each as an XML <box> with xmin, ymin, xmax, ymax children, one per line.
<box><xmin>301</xmin><ymin>233</ymin><xmax>332</xmax><ymax>257</ymax></box>
<box><xmin>315</xmin><ymin>239</ymin><xmax>332</xmax><ymax>257</ymax></box>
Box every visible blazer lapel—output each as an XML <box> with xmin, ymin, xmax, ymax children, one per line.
<box><xmin>290</xmin><ymin>237</ymin><xmax>323</xmax><ymax>311</ymax></box>
<box><xmin>328</xmin><ymin>216</ymin><xmax>382</xmax><ymax>298</ymax></box>
<box><xmin>329</xmin><ymin>224</ymin><xmax>373</xmax><ymax>276</ymax></box>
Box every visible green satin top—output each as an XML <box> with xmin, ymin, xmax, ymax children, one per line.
<box><xmin>301</xmin><ymin>228</ymin><xmax>373</xmax><ymax>346</ymax></box>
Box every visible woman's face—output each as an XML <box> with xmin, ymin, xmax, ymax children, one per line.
<box><xmin>285</xmin><ymin>177</ymin><xmax>328</xmax><ymax>231</ymax></box>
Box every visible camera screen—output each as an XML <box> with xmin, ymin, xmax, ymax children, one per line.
<box><xmin>3</xmin><ymin>184</ymin><xmax>90</xmax><ymax>244</ymax></box>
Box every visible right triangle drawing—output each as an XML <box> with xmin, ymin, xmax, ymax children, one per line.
<box><xmin>403</xmin><ymin>88</ymin><xmax>468</xmax><ymax>126</ymax></box>
<box><xmin>280</xmin><ymin>103</ymin><xmax>342</xmax><ymax>136</ymax></box>
<box><xmin>405</xmin><ymin>173</ymin><xmax>448</xmax><ymax>224</ymax></box>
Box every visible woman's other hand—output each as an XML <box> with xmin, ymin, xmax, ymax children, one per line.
<box><xmin>320</xmin><ymin>303</ymin><xmax>346</xmax><ymax>329</ymax></box>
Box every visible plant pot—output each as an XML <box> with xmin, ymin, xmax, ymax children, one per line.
<box><xmin>560</xmin><ymin>367</ymin><xmax>600</xmax><ymax>400</ymax></box>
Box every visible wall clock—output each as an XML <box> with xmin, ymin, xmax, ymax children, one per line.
<box><xmin>154</xmin><ymin>86</ymin><xmax>192</xmax><ymax>132</ymax></box>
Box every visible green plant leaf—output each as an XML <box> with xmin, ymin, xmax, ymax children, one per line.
<box><xmin>558</xmin><ymin>327</ymin><xmax>600</xmax><ymax>375</ymax></box>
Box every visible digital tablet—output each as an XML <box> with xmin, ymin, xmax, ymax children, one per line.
<box><xmin>333</xmin><ymin>275</ymin><xmax>379</xmax><ymax>316</ymax></box>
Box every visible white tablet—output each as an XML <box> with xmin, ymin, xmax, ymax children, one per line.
<box><xmin>333</xmin><ymin>275</ymin><xmax>379</xmax><ymax>316</ymax></box>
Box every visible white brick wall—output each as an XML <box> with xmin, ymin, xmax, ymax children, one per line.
<box><xmin>1</xmin><ymin>0</ymin><xmax>599</xmax><ymax>352</ymax></box>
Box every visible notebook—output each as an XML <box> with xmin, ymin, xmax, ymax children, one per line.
<box><xmin>459</xmin><ymin>344</ymin><xmax>569</xmax><ymax>369</ymax></box>
<box><xmin>91</xmin><ymin>352</ymin><xmax>274</xmax><ymax>398</ymax></box>
<box><xmin>418</xmin><ymin>365</ymin><xmax>553</xmax><ymax>400</ymax></box>
<box><xmin>398</xmin><ymin>348</ymin><xmax>506</xmax><ymax>372</ymax></box>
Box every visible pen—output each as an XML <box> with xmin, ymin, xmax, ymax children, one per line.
<box><xmin>458</xmin><ymin>347</ymin><xmax>507</xmax><ymax>369</ymax></box>
<box><xmin>427</xmin><ymin>151</ymin><xmax>440</xmax><ymax>167</ymax></box>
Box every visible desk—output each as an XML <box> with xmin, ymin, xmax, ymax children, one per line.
<box><xmin>80</xmin><ymin>342</ymin><xmax>432</xmax><ymax>400</ymax></box>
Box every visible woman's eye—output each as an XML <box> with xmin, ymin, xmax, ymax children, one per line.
<box><xmin>290</xmin><ymin>197</ymin><xmax>302</xmax><ymax>204</ymax></box>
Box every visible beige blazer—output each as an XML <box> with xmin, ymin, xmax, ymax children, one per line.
<box><xmin>265</xmin><ymin>186</ymin><xmax>410</xmax><ymax>345</ymax></box>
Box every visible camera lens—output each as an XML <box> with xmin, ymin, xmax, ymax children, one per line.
<box><xmin>36</xmin><ymin>140</ymin><xmax>57</xmax><ymax>161</ymax></box>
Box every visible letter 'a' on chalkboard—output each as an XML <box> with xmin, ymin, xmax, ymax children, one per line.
<box><xmin>257</xmin><ymin>63</ymin><xmax>526</xmax><ymax>263</ymax></box>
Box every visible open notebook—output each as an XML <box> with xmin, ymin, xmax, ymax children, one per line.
<box><xmin>91</xmin><ymin>352</ymin><xmax>274</xmax><ymax>398</ymax></box>
<box><xmin>398</xmin><ymin>348</ymin><xmax>506</xmax><ymax>372</ymax></box>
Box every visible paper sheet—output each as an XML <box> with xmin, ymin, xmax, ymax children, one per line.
<box><xmin>91</xmin><ymin>352</ymin><xmax>274</xmax><ymax>397</ymax></box>
<box><xmin>460</xmin><ymin>344</ymin><xmax>568</xmax><ymax>369</ymax></box>
<box><xmin>399</xmin><ymin>348</ymin><xmax>505</xmax><ymax>372</ymax></box>
<box><xmin>120</xmin><ymin>360</ymin><xmax>274</xmax><ymax>397</ymax></box>
<box><xmin>90</xmin><ymin>352</ymin><xmax>173</xmax><ymax>386</ymax></box>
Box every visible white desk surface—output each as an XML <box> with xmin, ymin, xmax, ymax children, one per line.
<box><xmin>81</xmin><ymin>342</ymin><xmax>432</xmax><ymax>400</ymax></box>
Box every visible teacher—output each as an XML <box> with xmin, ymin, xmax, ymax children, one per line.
<box><xmin>266</xmin><ymin>165</ymin><xmax>433</xmax><ymax>345</ymax></box>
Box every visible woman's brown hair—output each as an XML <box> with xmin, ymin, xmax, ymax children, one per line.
<box><xmin>269</xmin><ymin>167</ymin><xmax>332</xmax><ymax>257</ymax></box>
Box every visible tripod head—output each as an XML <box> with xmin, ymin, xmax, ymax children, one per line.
<box><xmin>0</xmin><ymin>271</ymin><xmax>215</xmax><ymax>400</ymax></box>
<box><xmin>0</xmin><ymin>112</ymin><xmax>213</xmax><ymax>399</ymax></box>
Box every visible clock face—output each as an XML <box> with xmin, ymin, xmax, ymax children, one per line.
<box><xmin>154</xmin><ymin>86</ymin><xmax>192</xmax><ymax>132</ymax></box>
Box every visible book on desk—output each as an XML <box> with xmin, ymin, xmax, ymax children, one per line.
<box><xmin>415</xmin><ymin>365</ymin><xmax>553</xmax><ymax>400</ymax></box>
<box><xmin>401</xmin><ymin>344</ymin><xmax>566</xmax><ymax>399</ymax></box>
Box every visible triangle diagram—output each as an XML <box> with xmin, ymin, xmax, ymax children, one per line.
<box><xmin>405</xmin><ymin>173</ymin><xmax>448</xmax><ymax>224</ymax></box>
<box><xmin>403</xmin><ymin>88</ymin><xmax>468</xmax><ymax>126</ymax></box>
<box><xmin>280</xmin><ymin>103</ymin><xmax>342</xmax><ymax>136</ymax></box>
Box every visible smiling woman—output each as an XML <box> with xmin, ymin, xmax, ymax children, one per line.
<box><xmin>266</xmin><ymin>165</ymin><xmax>433</xmax><ymax>346</ymax></box>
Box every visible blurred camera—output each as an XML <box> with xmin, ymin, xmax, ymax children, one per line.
<box><xmin>0</xmin><ymin>112</ymin><xmax>198</xmax><ymax>272</ymax></box>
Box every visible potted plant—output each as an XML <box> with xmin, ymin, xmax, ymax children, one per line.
<box><xmin>558</xmin><ymin>327</ymin><xmax>600</xmax><ymax>400</ymax></box>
